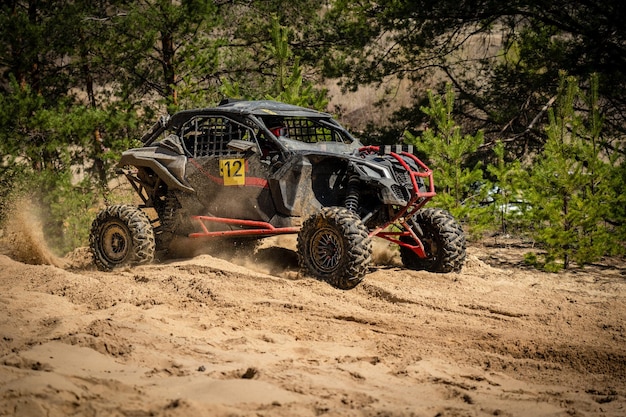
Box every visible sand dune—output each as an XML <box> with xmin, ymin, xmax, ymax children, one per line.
<box><xmin>0</xmin><ymin>217</ymin><xmax>625</xmax><ymax>416</ymax></box>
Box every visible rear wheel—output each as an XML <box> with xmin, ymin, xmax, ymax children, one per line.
<box><xmin>297</xmin><ymin>207</ymin><xmax>372</xmax><ymax>290</ymax></box>
<box><xmin>90</xmin><ymin>204</ymin><xmax>155</xmax><ymax>271</ymax></box>
<box><xmin>400</xmin><ymin>208</ymin><xmax>465</xmax><ymax>273</ymax></box>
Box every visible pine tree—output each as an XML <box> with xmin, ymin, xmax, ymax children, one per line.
<box><xmin>524</xmin><ymin>74</ymin><xmax>619</xmax><ymax>270</ymax></box>
<box><xmin>404</xmin><ymin>84</ymin><xmax>488</xmax><ymax>234</ymax></box>
<box><xmin>221</xmin><ymin>16</ymin><xmax>328</xmax><ymax>110</ymax></box>
<box><xmin>105</xmin><ymin>0</ymin><xmax>222</xmax><ymax>112</ymax></box>
<box><xmin>486</xmin><ymin>140</ymin><xmax>526</xmax><ymax>235</ymax></box>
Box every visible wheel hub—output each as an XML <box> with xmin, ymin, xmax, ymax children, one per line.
<box><xmin>102</xmin><ymin>224</ymin><xmax>129</xmax><ymax>262</ymax></box>
<box><xmin>312</xmin><ymin>228</ymin><xmax>343</xmax><ymax>272</ymax></box>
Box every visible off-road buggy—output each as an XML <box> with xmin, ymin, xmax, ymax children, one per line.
<box><xmin>90</xmin><ymin>99</ymin><xmax>466</xmax><ymax>289</ymax></box>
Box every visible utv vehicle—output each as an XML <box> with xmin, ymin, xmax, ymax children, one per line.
<box><xmin>90</xmin><ymin>99</ymin><xmax>466</xmax><ymax>289</ymax></box>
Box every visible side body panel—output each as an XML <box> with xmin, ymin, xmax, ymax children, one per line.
<box><xmin>184</xmin><ymin>153</ymin><xmax>277</xmax><ymax>222</ymax></box>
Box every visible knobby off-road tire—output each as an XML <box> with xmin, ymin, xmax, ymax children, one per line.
<box><xmin>297</xmin><ymin>207</ymin><xmax>372</xmax><ymax>290</ymax></box>
<box><xmin>154</xmin><ymin>191</ymin><xmax>182</xmax><ymax>251</ymax></box>
<box><xmin>400</xmin><ymin>208</ymin><xmax>466</xmax><ymax>273</ymax></box>
<box><xmin>90</xmin><ymin>204</ymin><xmax>155</xmax><ymax>271</ymax></box>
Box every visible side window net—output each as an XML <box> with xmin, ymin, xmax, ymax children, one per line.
<box><xmin>181</xmin><ymin>116</ymin><xmax>252</xmax><ymax>157</ymax></box>
<box><xmin>283</xmin><ymin>118</ymin><xmax>346</xmax><ymax>143</ymax></box>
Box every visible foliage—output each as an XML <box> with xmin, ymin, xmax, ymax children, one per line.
<box><xmin>608</xmin><ymin>157</ymin><xmax>626</xmax><ymax>248</ymax></box>
<box><xmin>0</xmin><ymin>164</ymin><xmax>28</xmax><ymax>225</ymax></box>
<box><xmin>215</xmin><ymin>0</ymin><xmax>328</xmax><ymax>97</ymax></box>
<box><xmin>404</xmin><ymin>85</ymin><xmax>490</xmax><ymax>236</ymax></box>
<box><xmin>101</xmin><ymin>0</ymin><xmax>222</xmax><ymax>112</ymax></box>
<box><xmin>485</xmin><ymin>141</ymin><xmax>527</xmax><ymax>235</ymax></box>
<box><xmin>319</xmin><ymin>0</ymin><xmax>626</xmax><ymax>152</ymax></box>
<box><xmin>0</xmin><ymin>77</ymin><xmax>128</xmax><ymax>254</ymax></box>
<box><xmin>1</xmin><ymin>0</ymin><xmax>625</xmax><ymax>267</ymax></box>
<box><xmin>37</xmin><ymin>171</ymin><xmax>98</xmax><ymax>255</ymax></box>
<box><xmin>522</xmin><ymin>74</ymin><xmax>624</xmax><ymax>270</ymax></box>
<box><xmin>220</xmin><ymin>16</ymin><xmax>329</xmax><ymax>110</ymax></box>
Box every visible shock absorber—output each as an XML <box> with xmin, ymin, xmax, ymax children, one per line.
<box><xmin>344</xmin><ymin>173</ymin><xmax>361</xmax><ymax>213</ymax></box>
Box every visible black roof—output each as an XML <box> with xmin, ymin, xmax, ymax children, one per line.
<box><xmin>141</xmin><ymin>100</ymin><xmax>335</xmax><ymax>145</ymax></box>
<box><xmin>167</xmin><ymin>99</ymin><xmax>331</xmax><ymax>128</ymax></box>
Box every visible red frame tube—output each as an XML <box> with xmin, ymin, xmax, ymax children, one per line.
<box><xmin>358</xmin><ymin>146</ymin><xmax>434</xmax><ymax>258</ymax></box>
<box><xmin>189</xmin><ymin>216</ymin><xmax>299</xmax><ymax>238</ymax></box>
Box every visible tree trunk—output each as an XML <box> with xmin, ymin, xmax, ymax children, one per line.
<box><xmin>161</xmin><ymin>30</ymin><xmax>177</xmax><ymax>107</ymax></box>
<box><xmin>80</xmin><ymin>31</ymin><xmax>108</xmax><ymax>190</ymax></box>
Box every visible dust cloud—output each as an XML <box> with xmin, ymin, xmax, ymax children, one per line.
<box><xmin>0</xmin><ymin>196</ymin><xmax>66</xmax><ymax>268</ymax></box>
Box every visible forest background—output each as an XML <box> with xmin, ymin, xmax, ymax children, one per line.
<box><xmin>1</xmin><ymin>0</ymin><xmax>625</xmax><ymax>271</ymax></box>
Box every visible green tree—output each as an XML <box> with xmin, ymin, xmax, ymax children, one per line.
<box><xmin>216</xmin><ymin>0</ymin><xmax>329</xmax><ymax>97</ymax></box>
<box><xmin>106</xmin><ymin>0</ymin><xmax>222</xmax><ymax>112</ymax></box>
<box><xmin>0</xmin><ymin>77</ymin><xmax>104</xmax><ymax>253</ymax></box>
<box><xmin>318</xmin><ymin>1</ymin><xmax>626</xmax><ymax>152</ymax></box>
<box><xmin>220</xmin><ymin>16</ymin><xmax>329</xmax><ymax>110</ymax></box>
<box><xmin>0</xmin><ymin>2</ymin><xmax>145</xmax><ymax>252</ymax></box>
<box><xmin>263</xmin><ymin>17</ymin><xmax>328</xmax><ymax>109</ymax></box>
<box><xmin>523</xmin><ymin>74</ymin><xmax>621</xmax><ymax>270</ymax></box>
<box><xmin>486</xmin><ymin>140</ymin><xmax>526</xmax><ymax>235</ymax></box>
<box><xmin>608</xmin><ymin>156</ymin><xmax>626</xmax><ymax>248</ymax></box>
<box><xmin>404</xmin><ymin>85</ymin><xmax>488</xmax><ymax>234</ymax></box>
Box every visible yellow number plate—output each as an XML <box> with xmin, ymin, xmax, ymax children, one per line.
<box><xmin>220</xmin><ymin>158</ymin><xmax>245</xmax><ymax>186</ymax></box>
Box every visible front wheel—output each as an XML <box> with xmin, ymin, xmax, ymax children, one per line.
<box><xmin>400</xmin><ymin>208</ymin><xmax>466</xmax><ymax>273</ymax></box>
<box><xmin>90</xmin><ymin>204</ymin><xmax>156</xmax><ymax>271</ymax></box>
<box><xmin>297</xmin><ymin>207</ymin><xmax>372</xmax><ymax>290</ymax></box>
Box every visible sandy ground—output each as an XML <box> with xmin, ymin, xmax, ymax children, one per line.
<box><xmin>0</xmin><ymin>208</ymin><xmax>625</xmax><ymax>416</ymax></box>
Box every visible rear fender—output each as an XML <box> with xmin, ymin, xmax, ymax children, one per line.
<box><xmin>119</xmin><ymin>146</ymin><xmax>194</xmax><ymax>193</ymax></box>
